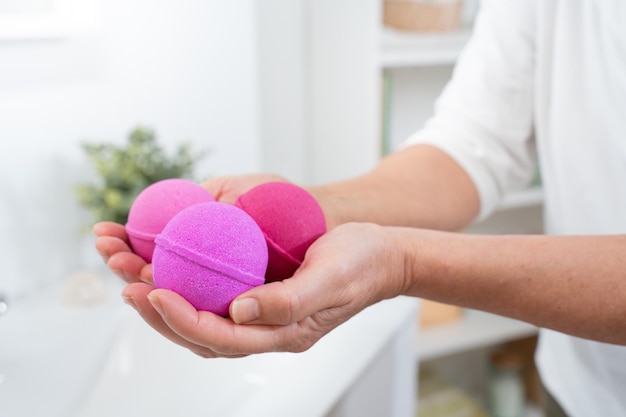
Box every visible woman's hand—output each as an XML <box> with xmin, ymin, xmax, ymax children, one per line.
<box><xmin>120</xmin><ymin>222</ymin><xmax>408</xmax><ymax>357</ymax></box>
<box><xmin>94</xmin><ymin>174</ymin><xmax>402</xmax><ymax>357</ymax></box>
<box><xmin>200</xmin><ymin>173</ymin><xmax>288</xmax><ymax>204</ymax></box>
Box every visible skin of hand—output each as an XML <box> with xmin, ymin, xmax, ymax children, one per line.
<box><xmin>114</xmin><ymin>222</ymin><xmax>407</xmax><ymax>357</ymax></box>
<box><xmin>94</xmin><ymin>143</ymin><xmax>626</xmax><ymax>354</ymax></box>
<box><xmin>93</xmin><ymin>144</ymin><xmax>483</xmax><ymax>356</ymax></box>
<box><xmin>200</xmin><ymin>173</ymin><xmax>289</xmax><ymax>204</ymax></box>
<box><xmin>96</xmin><ymin>210</ymin><xmax>626</xmax><ymax>352</ymax></box>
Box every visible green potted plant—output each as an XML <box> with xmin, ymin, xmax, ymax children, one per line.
<box><xmin>75</xmin><ymin>127</ymin><xmax>207</xmax><ymax>225</ymax></box>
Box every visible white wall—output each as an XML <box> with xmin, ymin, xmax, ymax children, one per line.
<box><xmin>0</xmin><ymin>0</ymin><xmax>262</xmax><ymax>298</ymax></box>
<box><xmin>256</xmin><ymin>0</ymin><xmax>309</xmax><ymax>184</ymax></box>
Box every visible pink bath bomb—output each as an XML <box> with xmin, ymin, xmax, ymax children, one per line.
<box><xmin>152</xmin><ymin>202</ymin><xmax>267</xmax><ymax>316</ymax></box>
<box><xmin>235</xmin><ymin>182</ymin><xmax>326</xmax><ymax>282</ymax></box>
<box><xmin>126</xmin><ymin>179</ymin><xmax>215</xmax><ymax>263</ymax></box>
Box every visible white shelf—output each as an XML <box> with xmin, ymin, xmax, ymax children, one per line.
<box><xmin>499</xmin><ymin>186</ymin><xmax>544</xmax><ymax>211</ymax></box>
<box><xmin>417</xmin><ymin>309</ymin><xmax>538</xmax><ymax>362</ymax></box>
<box><xmin>379</xmin><ymin>27</ymin><xmax>472</xmax><ymax>68</ymax></box>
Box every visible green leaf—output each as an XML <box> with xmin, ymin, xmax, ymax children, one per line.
<box><xmin>75</xmin><ymin>126</ymin><xmax>209</xmax><ymax>225</ymax></box>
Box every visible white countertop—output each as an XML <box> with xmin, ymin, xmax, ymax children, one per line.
<box><xmin>1</xmin><ymin>275</ymin><xmax>418</xmax><ymax>417</ymax></box>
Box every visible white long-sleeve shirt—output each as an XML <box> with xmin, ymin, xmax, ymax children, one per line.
<box><xmin>405</xmin><ymin>1</ymin><xmax>626</xmax><ymax>415</ymax></box>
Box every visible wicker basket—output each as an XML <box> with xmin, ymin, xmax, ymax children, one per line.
<box><xmin>383</xmin><ymin>0</ymin><xmax>464</xmax><ymax>33</ymax></box>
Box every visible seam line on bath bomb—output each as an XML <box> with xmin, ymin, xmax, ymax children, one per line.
<box><xmin>125</xmin><ymin>224</ymin><xmax>158</xmax><ymax>241</ymax></box>
<box><xmin>261</xmin><ymin>231</ymin><xmax>302</xmax><ymax>267</ymax></box>
<box><xmin>236</xmin><ymin>199</ymin><xmax>302</xmax><ymax>267</ymax></box>
<box><xmin>154</xmin><ymin>234</ymin><xmax>265</xmax><ymax>286</ymax></box>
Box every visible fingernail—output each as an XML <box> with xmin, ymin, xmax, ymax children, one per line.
<box><xmin>122</xmin><ymin>295</ymin><xmax>136</xmax><ymax>310</ymax></box>
<box><xmin>148</xmin><ymin>294</ymin><xmax>166</xmax><ymax>317</ymax></box>
<box><xmin>231</xmin><ymin>298</ymin><xmax>260</xmax><ymax>324</ymax></box>
<box><xmin>139</xmin><ymin>265</ymin><xmax>154</xmax><ymax>285</ymax></box>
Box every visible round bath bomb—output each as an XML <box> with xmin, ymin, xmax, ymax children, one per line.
<box><xmin>126</xmin><ymin>179</ymin><xmax>215</xmax><ymax>263</ymax></box>
<box><xmin>152</xmin><ymin>202</ymin><xmax>267</xmax><ymax>316</ymax></box>
<box><xmin>235</xmin><ymin>182</ymin><xmax>326</xmax><ymax>282</ymax></box>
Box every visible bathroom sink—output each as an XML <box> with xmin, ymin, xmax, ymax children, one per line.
<box><xmin>0</xmin><ymin>276</ymin><xmax>418</xmax><ymax>417</ymax></box>
<box><xmin>0</xmin><ymin>278</ymin><xmax>125</xmax><ymax>417</ymax></box>
<box><xmin>78</xmin><ymin>310</ymin><xmax>301</xmax><ymax>417</ymax></box>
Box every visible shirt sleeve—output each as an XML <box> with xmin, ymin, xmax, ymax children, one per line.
<box><xmin>402</xmin><ymin>0</ymin><xmax>537</xmax><ymax>221</ymax></box>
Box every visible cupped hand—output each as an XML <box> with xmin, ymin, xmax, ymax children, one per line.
<box><xmin>94</xmin><ymin>173</ymin><xmax>371</xmax><ymax>357</ymax></box>
<box><xmin>120</xmin><ymin>222</ymin><xmax>408</xmax><ymax>358</ymax></box>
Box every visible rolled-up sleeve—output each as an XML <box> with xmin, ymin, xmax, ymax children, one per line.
<box><xmin>403</xmin><ymin>0</ymin><xmax>537</xmax><ymax>221</ymax></box>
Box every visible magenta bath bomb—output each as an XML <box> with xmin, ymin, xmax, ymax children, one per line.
<box><xmin>235</xmin><ymin>182</ymin><xmax>326</xmax><ymax>282</ymax></box>
<box><xmin>126</xmin><ymin>179</ymin><xmax>215</xmax><ymax>263</ymax></box>
<box><xmin>152</xmin><ymin>202</ymin><xmax>267</xmax><ymax>316</ymax></box>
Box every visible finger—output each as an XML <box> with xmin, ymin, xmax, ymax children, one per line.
<box><xmin>121</xmin><ymin>284</ymin><xmax>217</xmax><ymax>356</ymax></box>
<box><xmin>229</xmin><ymin>268</ymin><xmax>343</xmax><ymax>326</ymax></box>
<box><xmin>93</xmin><ymin>222</ymin><xmax>129</xmax><ymax>243</ymax></box>
<box><xmin>201</xmin><ymin>177</ymin><xmax>232</xmax><ymax>203</ymax></box>
<box><xmin>95</xmin><ymin>236</ymin><xmax>132</xmax><ymax>262</ymax></box>
<box><xmin>147</xmin><ymin>289</ymin><xmax>294</xmax><ymax>355</ymax></box>
<box><xmin>201</xmin><ymin>174</ymin><xmax>289</xmax><ymax>204</ymax></box>
<box><xmin>140</xmin><ymin>263</ymin><xmax>154</xmax><ymax>285</ymax></box>
<box><xmin>108</xmin><ymin>251</ymin><xmax>149</xmax><ymax>284</ymax></box>
<box><xmin>122</xmin><ymin>284</ymin><xmax>190</xmax><ymax>348</ymax></box>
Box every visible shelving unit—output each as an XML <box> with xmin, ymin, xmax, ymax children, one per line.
<box><xmin>380</xmin><ymin>27</ymin><xmax>472</xmax><ymax>68</ymax></box>
<box><xmin>418</xmin><ymin>310</ymin><xmax>538</xmax><ymax>362</ymax></box>
<box><xmin>499</xmin><ymin>186</ymin><xmax>544</xmax><ymax>211</ymax></box>
<box><xmin>259</xmin><ymin>1</ymin><xmax>545</xmax><ymax>415</ymax></box>
<box><xmin>381</xmin><ymin>2</ymin><xmax>545</xmax><ymax>414</ymax></box>
<box><xmin>301</xmin><ymin>0</ymin><xmax>544</xmax><ymax>353</ymax></box>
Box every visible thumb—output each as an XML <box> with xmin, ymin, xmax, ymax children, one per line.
<box><xmin>229</xmin><ymin>271</ymin><xmax>337</xmax><ymax>326</ymax></box>
<box><xmin>200</xmin><ymin>177</ymin><xmax>236</xmax><ymax>204</ymax></box>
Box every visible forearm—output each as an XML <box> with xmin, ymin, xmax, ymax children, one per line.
<box><xmin>396</xmin><ymin>229</ymin><xmax>626</xmax><ymax>345</ymax></box>
<box><xmin>308</xmin><ymin>144</ymin><xmax>480</xmax><ymax>231</ymax></box>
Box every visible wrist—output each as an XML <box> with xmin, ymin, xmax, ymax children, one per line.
<box><xmin>379</xmin><ymin>226</ymin><xmax>425</xmax><ymax>300</ymax></box>
<box><xmin>386</xmin><ymin>227</ymin><xmax>451</xmax><ymax>299</ymax></box>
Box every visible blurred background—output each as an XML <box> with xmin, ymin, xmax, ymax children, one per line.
<box><xmin>0</xmin><ymin>1</ymin><xmax>548</xmax><ymax>416</ymax></box>
<box><xmin>0</xmin><ymin>0</ymin><xmax>487</xmax><ymax>299</ymax></box>
<box><xmin>0</xmin><ymin>0</ymin><xmax>264</xmax><ymax>298</ymax></box>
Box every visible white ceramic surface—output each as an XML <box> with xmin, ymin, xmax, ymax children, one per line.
<box><xmin>0</xmin><ymin>279</ymin><xmax>124</xmax><ymax>417</ymax></box>
<box><xmin>0</xmin><ymin>277</ymin><xmax>417</xmax><ymax>417</ymax></box>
